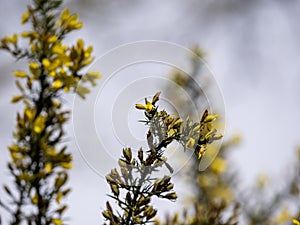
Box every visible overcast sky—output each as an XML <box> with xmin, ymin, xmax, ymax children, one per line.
<box><xmin>1</xmin><ymin>0</ymin><xmax>300</xmax><ymax>224</ymax></box>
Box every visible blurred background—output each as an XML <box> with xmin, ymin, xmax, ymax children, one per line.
<box><xmin>0</xmin><ymin>0</ymin><xmax>300</xmax><ymax>224</ymax></box>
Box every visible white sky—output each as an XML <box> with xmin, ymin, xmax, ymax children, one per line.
<box><xmin>0</xmin><ymin>0</ymin><xmax>300</xmax><ymax>224</ymax></box>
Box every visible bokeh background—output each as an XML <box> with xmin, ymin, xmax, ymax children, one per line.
<box><xmin>1</xmin><ymin>0</ymin><xmax>300</xmax><ymax>224</ymax></box>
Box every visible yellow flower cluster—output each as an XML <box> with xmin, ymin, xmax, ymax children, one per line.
<box><xmin>135</xmin><ymin>93</ymin><xmax>223</xmax><ymax>161</ymax></box>
<box><xmin>57</xmin><ymin>9</ymin><xmax>83</xmax><ymax>31</ymax></box>
<box><xmin>2</xmin><ymin>8</ymin><xmax>101</xmax><ymax>100</ymax></box>
<box><xmin>293</xmin><ymin>218</ymin><xmax>300</xmax><ymax>225</ymax></box>
<box><xmin>12</xmin><ymin>37</ymin><xmax>99</xmax><ymax>97</ymax></box>
<box><xmin>136</xmin><ymin>100</ymin><xmax>154</xmax><ymax>112</ymax></box>
<box><xmin>135</xmin><ymin>92</ymin><xmax>160</xmax><ymax>113</ymax></box>
<box><xmin>1</xmin><ymin>2</ymin><xmax>99</xmax><ymax>224</ymax></box>
<box><xmin>275</xmin><ymin>207</ymin><xmax>292</xmax><ymax>224</ymax></box>
<box><xmin>181</xmin><ymin>110</ymin><xmax>223</xmax><ymax>160</ymax></box>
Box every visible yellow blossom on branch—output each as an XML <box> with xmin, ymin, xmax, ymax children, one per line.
<box><xmin>33</xmin><ymin>116</ymin><xmax>47</xmax><ymax>134</ymax></box>
<box><xmin>11</xmin><ymin>95</ymin><xmax>23</xmax><ymax>103</ymax></box>
<box><xmin>0</xmin><ymin>1</ymin><xmax>101</xmax><ymax>224</ymax></box>
<box><xmin>60</xmin><ymin>162</ymin><xmax>73</xmax><ymax>170</ymax></box>
<box><xmin>275</xmin><ymin>207</ymin><xmax>292</xmax><ymax>224</ymax></box>
<box><xmin>210</xmin><ymin>157</ymin><xmax>227</xmax><ymax>174</ymax></box>
<box><xmin>293</xmin><ymin>218</ymin><xmax>300</xmax><ymax>225</ymax></box>
<box><xmin>13</xmin><ymin>70</ymin><xmax>28</xmax><ymax>78</ymax></box>
<box><xmin>135</xmin><ymin>101</ymin><xmax>154</xmax><ymax>113</ymax></box>
<box><xmin>5</xmin><ymin>34</ymin><xmax>18</xmax><ymax>45</ymax></box>
<box><xmin>21</xmin><ymin>11</ymin><xmax>30</xmax><ymax>24</ymax></box>
<box><xmin>52</xmin><ymin>80</ymin><xmax>63</xmax><ymax>89</ymax></box>
<box><xmin>186</xmin><ymin>138</ymin><xmax>195</xmax><ymax>148</ymax></box>
<box><xmin>51</xmin><ymin>219</ymin><xmax>63</xmax><ymax>225</ymax></box>
<box><xmin>45</xmin><ymin>163</ymin><xmax>52</xmax><ymax>173</ymax></box>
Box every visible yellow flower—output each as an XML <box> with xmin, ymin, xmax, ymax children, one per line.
<box><xmin>135</xmin><ymin>104</ymin><xmax>146</xmax><ymax>110</ymax></box>
<box><xmin>11</xmin><ymin>95</ymin><xmax>23</xmax><ymax>103</ymax></box>
<box><xmin>211</xmin><ymin>157</ymin><xmax>227</xmax><ymax>174</ymax></box>
<box><xmin>48</xmin><ymin>35</ymin><xmax>58</xmax><ymax>43</ymax></box>
<box><xmin>46</xmin><ymin>148</ymin><xmax>58</xmax><ymax>157</ymax></box>
<box><xmin>49</xmin><ymin>71</ymin><xmax>56</xmax><ymax>77</ymax></box>
<box><xmin>32</xmin><ymin>193</ymin><xmax>38</xmax><ymax>205</ymax></box>
<box><xmin>173</xmin><ymin>118</ymin><xmax>183</xmax><ymax>127</ymax></box>
<box><xmin>52</xmin><ymin>100</ymin><xmax>61</xmax><ymax>109</ymax></box>
<box><xmin>13</xmin><ymin>70</ymin><xmax>28</xmax><ymax>78</ymax></box>
<box><xmin>5</xmin><ymin>34</ymin><xmax>18</xmax><ymax>45</ymax></box>
<box><xmin>57</xmin><ymin>68</ymin><xmax>65</xmax><ymax>78</ymax></box>
<box><xmin>173</xmin><ymin>72</ymin><xmax>187</xmax><ymax>86</ymax></box>
<box><xmin>82</xmin><ymin>71</ymin><xmax>101</xmax><ymax>86</ymax></box>
<box><xmin>67</xmin><ymin>15</ymin><xmax>82</xmax><ymax>30</ymax></box>
<box><xmin>34</xmin><ymin>116</ymin><xmax>47</xmax><ymax>134</ymax></box>
<box><xmin>60</xmin><ymin>162</ymin><xmax>73</xmax><ymax>169</ymax></box>
<box><xmin>213</xmin><ymin>133</ymin><xmax>223</xmax><ymax>141</ymax></box>
<box><xmin>186</xmin><ymin>138</ymin><xmax>195</xmax><ymax>148</ymax></box>
<box><xmin>205</xmin><ymin>128</ymin><xmax>217</xmax><ymax>141</ymax></box>
<box><xmin>81</xmin><ymin>57</ymin><xmax>94</xmax><ymax>67</ymax></box>
<box><xmin>52</xmin><ymin>43</ymin><xmax>66</xmax><ymax>55</ymax></box>
<box><xmin>77</xmin><ymin>39</ymin><xmax>84</xmax><ymax>50</ymax></box>
<box><xmin>72</xmin><ymin>21</ymin><xmax>83</xmax><ymax>29</ymax></box>
<box><xmin>135</xmin><ymin>101</ymin><xmax>154</xmax><ymax>112</ymax></box>
<box><xmin>52</xmin><ymin>219</ymin><xmax>63</xmax><ymax>225</ymax></box>
<box><xmin>25</xmin><ymin>108</ymin><xmax>34</xmax><ymax>120</ymax></box>
<box><xmin>21</xmin><ymin>31</ymin><xmax>39</xmax><ymax>44</ymax></box>
<box><xmin>231</xmin><ymin>134</ymin><xmax>242</xmax><ymax>144</ymax></box>
<box><xmin>20</xmin><ymin>31</ymin><xmax>31</xmax><ymax>38</ymax></box>
<box><xmin>18</xmin><ymin>173</ymin><xmax>31</xmax><ymax>181</ymax></box>
<box><xmin>45</xmin><ymin>163</ymin><xmax>52</xmax><ymax>173</ymax></box>
<box><xmin>10</xmin><ymin>152</ymin><xmax>22</xmax><ymax>163</ymax></box>
<box><xmin>204</xmin><ymin>114</ymin><xmax>218</xmax><ymax>123</ymax></box>
<box><xmin>8</xmin><ymin>145</ymin><xmax>19</xmax><ymax>153</ymax></box>
<box><xmin>69</xmin><ymin>14</ymin><xmax>78</xmax><ymax>22</ymax></box>
<box><xmin>60</xmin><ymin>9</ymin><xmax>83</xmax><ymax>31</ymax></box>
<box><xmin>29</xmin><ymin>62</ymin><xmax>39</xmax><ymax>77</ymax></box>
<box><xmin>52</xmin><ymin>80</ymin><xmax>63</xmax><ymax>89</ymax></box>
<box><xmin>56</xmin><ymin>192</ymin><xmax>63</xmax><ymax>204</ymax></box>
<box><xmin>293</xmin><ymin>218</ymin><xmax>300</xmax><ymax>225</ymax></box>
<box><xmin>49</xmin><ymin>59</ymin><xmax>61</xmax><ymax>71</ymax></box>
<box><xmin>63</xmin><ymin>86</ymin><xmax>70</xmax><ymax>92</ymax></box>
<box><xmin>168</xmin><ymin>129</ymin><xmax>176</xmax><ymax>137</ymax></box>
<box><xmin>21</xmin><ymin>11</ymin><xmax>30</xmax><ymax>24</ymax></box>
<box><xmin>84</xmin><ymin>46</ymin><xmax>93</xmax><ymax>58</ymax></box>
<box><xmin>75</xmin><ymin>85</ymin><xmax>90</xmax><ymax>99</ymax></box>
<box><xmin>198</xmin><ymin>145</ymin><xmax>206</xmax><ymax>159</ymax></box>
<box><xmin>60</xmin><ymin>9</ymin><xmax>70</xmax><ymax>21</ymax></box>
<box><xmin>198</xmin><ymin>174</ymin><xmax>212</xmax><ymax>187</ymax></box>
<box><xmin>29</xmin><ymin>62</ymin><xmax>39</xmax><ymax>70</ymax></box>
<box><xmin>210</xmin><ymin>186</ymin><xmax>234</xmax><ymax>203</ymax></box>
<box><xmin>42</xmin><ymin>58</ymin><xmax>51</xmax><ymax>69</ymax></box>
<box><xmin>275</xmin><ymin>207</ymin><xmax>291</xmax><ymax>224</ymax></box>
<box><xmin>30</xmin><ymin>43</ymin><xmax>37</xmax><ymax>53</ymax></box>
<box><xmin>145</xmin><ymin>102</ymin><xmax>154</xmax><ymax>112</ymax></box>
<box><xmin>192</xmin><ymin>124</ymin><xmax>201</xmax><ymax>132</ymax></box>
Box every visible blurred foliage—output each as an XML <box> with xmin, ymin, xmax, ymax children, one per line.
<box><xmin>156</xmin><ymin>46</ymin><xmax>300</xmax><ymax>225</ymax></box>
<box><xmin>0</xmin><ymin>0</ymin><xmax>100</xmax><ymax>224</ymax></box>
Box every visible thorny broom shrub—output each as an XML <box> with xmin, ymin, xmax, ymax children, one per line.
<box><xmin>0</xmin><ymin>0</ymin><xmax>100</xmax><ymax>224</ymax></box>
<box><xmin>102</xmin><ymin>92</ymin><xmax>223</xmax><ymax>225</ymax></box>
